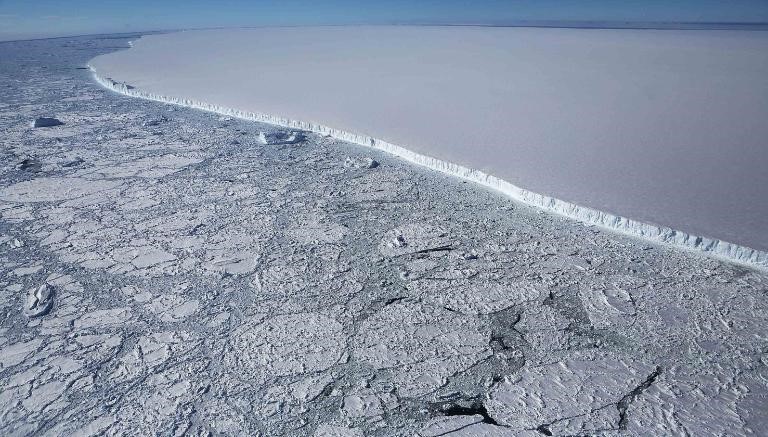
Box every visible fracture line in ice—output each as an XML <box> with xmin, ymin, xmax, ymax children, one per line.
<box><xmin>89</xmin><ymin>68</ymin><xmax>768</xmax><ymax>270</ymax></box>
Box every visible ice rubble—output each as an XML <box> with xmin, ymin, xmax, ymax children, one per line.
<box><xmin>90</xmin><ymin>68</ymin><xmax>768</xmax><ymax>270</ymax></box>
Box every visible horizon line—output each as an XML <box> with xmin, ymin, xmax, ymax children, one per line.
<box><xmin>3</xmin><ymin>20</ymin><xmax>768</xmax><ymax>43</ymax></box>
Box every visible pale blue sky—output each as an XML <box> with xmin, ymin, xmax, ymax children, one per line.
<box><xmin>2</xmin><ymin>0</ymin><xmax>768</xmax><ymax>41</ymax></box>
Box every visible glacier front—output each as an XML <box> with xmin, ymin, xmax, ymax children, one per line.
<box><xmin>88</xmin><ymin>26</ymin><xmax>768</xmax><ymax>266</ymax></box>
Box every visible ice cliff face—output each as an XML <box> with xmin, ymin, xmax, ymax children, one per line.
<box><xmin>89</xmin><ymin>70</ymin><xmax>768</xmax><ymax>270</ymax></box>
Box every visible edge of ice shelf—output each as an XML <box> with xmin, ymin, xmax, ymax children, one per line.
<box><xmin>88</xmin><ymin>65</ymin><xmax>768</xmax><ymax>271</ymax></box>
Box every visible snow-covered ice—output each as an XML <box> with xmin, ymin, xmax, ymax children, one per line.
<box><xmin>2</xmin><ymin>32</ymin><xmax>768</xmax><ymax>436</ymax></box>
<box><xmin>88</xmin><ymin>27</ymin><xmax>768</xmax><ymax>264</ymax></box>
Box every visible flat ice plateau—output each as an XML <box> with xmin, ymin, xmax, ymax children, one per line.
<box><xmin>88</xmin><ymin>27</ymin><xmax>768</xmax><ymax>264</ymax></box>
<box><xmin>2</xmin><ymin>34</ymin><xmax>768</xmax><ymax>436</ymax></box>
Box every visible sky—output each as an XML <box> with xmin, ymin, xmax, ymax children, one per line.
<box><xmin>1</xmin><ymin>0</ymin><xmax>768</xmax><ymax>41</ymax></box>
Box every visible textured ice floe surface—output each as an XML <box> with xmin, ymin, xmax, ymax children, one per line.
<box><xmin>88</xmin><ymin>27</ymin><xmax>768</xmax><ymax>262</ymax></box>
<box><xmin>1</xmin><ymin>35</ymin><xmax>768</xmax><ymax>436</ymax></box>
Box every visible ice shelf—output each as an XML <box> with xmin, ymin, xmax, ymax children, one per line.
<box><xmin>88</xmin><ymin>27</ymin><xmax>768</xmax><ymax>269</ymax></box>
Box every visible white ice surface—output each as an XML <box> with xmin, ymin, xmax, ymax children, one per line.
<box><xmin>88</xmin><ymin>27</ymin><xmax>768</xmax><ymax>266</ymax></box>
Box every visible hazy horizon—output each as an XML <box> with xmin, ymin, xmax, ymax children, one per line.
<box><xmin>2</xmin><ymin>0</ymin><xmax>768</xmax><ymax>41</ymax></box>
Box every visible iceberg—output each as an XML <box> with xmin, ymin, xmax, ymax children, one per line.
<box><xmin>88</xmin><ymin>27</ymin><xmax>768</xmax><ymax>269</ymax></box>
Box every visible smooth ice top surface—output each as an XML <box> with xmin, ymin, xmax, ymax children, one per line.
<box><xmin>89</xmin><ymin>27</ymin><xmax>768</xmax><ymax>250</ymax></box>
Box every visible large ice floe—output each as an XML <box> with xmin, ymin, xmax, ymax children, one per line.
<box><xmin>87</xmin><ymin>26</ymin><xmax>768</xmax><ymax>268</ymax></box>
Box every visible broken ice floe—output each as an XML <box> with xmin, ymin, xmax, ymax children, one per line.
<box><xmin>112</xmin><ymin>331</ymin><xmax>197</xmax><ymax>381</ymax></box>
<box><xmin>487</xmin><ymin>358</ymin><xmax>659</xmax><ymax>434</ymax></box>
<box><xmin>285</xmin><ymin>214</ymin><xmax>348</xmax><ymax>245</ymax></box>
<box><xmin>406</xmin><ymin>279</ymin><xmax>542</xmax><ymax>315</ymax></box>
<box><xmin>354</xmin><ymin>301</ymin><xmax>491</xmax><ymax>397</ymax></box>
<box><xmin>74</xmin><ymin>307</ymin><xmax>133</xmax><ymax>330</ymax></box>
<box><xmin>0</xmin><ymin>177</ymin><xmax>122</xmax><ymax>202</ymax></box>
<box><xmin>290</xmin><ymin>373</ymin><xmax>335</xmax><ymax>404</ymax></box>
<box><xmin>23</xmin><ymin>283</ymin><xmax>55</xmax><ymax>318</ymax></box>
<box><xmin>88</xmin><ymin>154</ymin><xmax>202</xmax><ymax>179</ymax></box>
<box><xmin>60</xmin><ymin>156</ymin><xmax>85</xmax><ymax>167</ymax></box>
<box><xmin>314</xmin><ymin>424</ymin><xmax>364</xmax><ymax>437</ymax></box>
<box><xmin>0</xmin><ymin>338</ymin><xmax>44</xmax><ymax>370</ymax></box>
<box><xmin>379</xmin><ymin>223</ymin><xmax>453</xmax><ymax>257</ymax></box>
<box><xmin>343</xmin><ymin>156</ymin><xmax>379</xmax><ymax>169</ymax></box>
<box><xmin>342</xmin><ymin>393</ymin><xmax>399</xmax><ymax>419</ymax></box>
<box><xmin>620</xmin><ymin>369</ymin><xmax>748</xmax><ymax>435</ymax></box>
<box><xmin>111</xmin><ymin>245</ymin><xmax>177</xmax><ymax>270</ymax></box>
<box><xmin>12</xmin><ymin>265</ymin><xmax>43</xmax><ymax>276</ymax></box>
<box><xmin>579</xmin><ymin>286</ymin><xmax>637</xmax><ymax>329</ymax></box>
<box><xmin>146</xmin><ymin>294</ymin><xmax>200</xmax><ymax>323</ymax></box>
<box><xmin>418</xmin><ymin>415</ymin><xmax>485</xmax><ymax>437</ymax></box>
<box><xmin>257</xmin><ymin>130</ymin><xmax>305</xmax><ymax>145</ymax></box>
<box><xmin>15</xmin><ymin>156</ymin><xmax>42</xmax><ymax>172</ymax></box>
<box><xmin>141</xmin><ymin>116</ymin><xmax>167</xmax><ymax>127</ymax></box>
<box><xmin>228</xmin><ymin>313</ymin><xmax>346</xmax><ymax>382</ymax></box>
